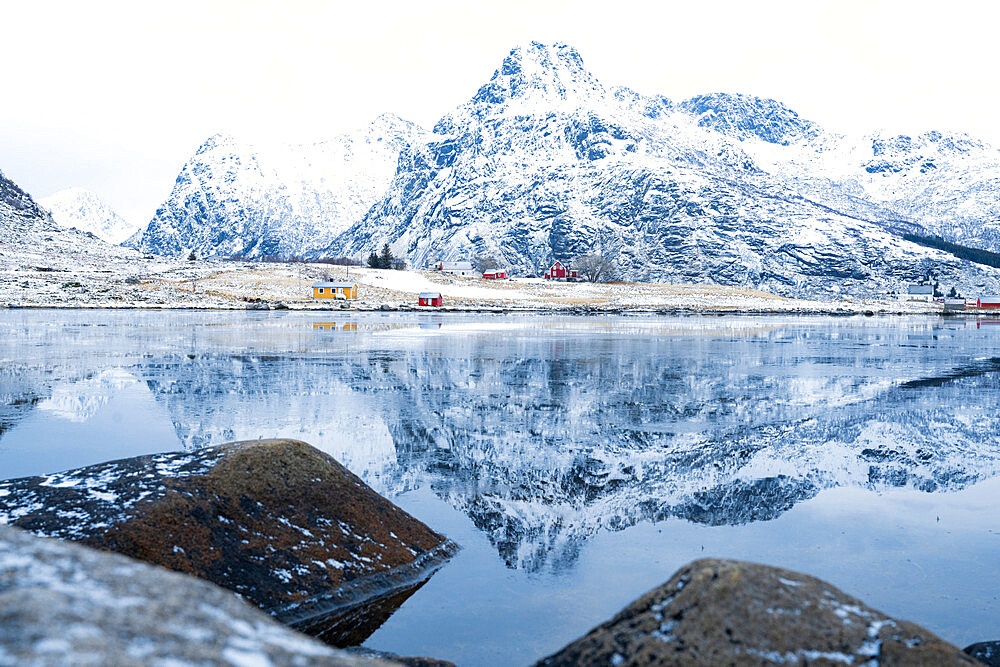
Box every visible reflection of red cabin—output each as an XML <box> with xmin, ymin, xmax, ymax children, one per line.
<box><xmin>482</xmin><ymin>269</ymin><xmax>508</xmax><ymax>280</ymax></box>
<box><xmin>544</xmin><ymin>261</ymin><xmax>579</xmax><ymax>280</ymax></box>
<box><xmin>419</xmin><ymin>292</ymin><xmax>443</xmax><ymax>307</ymax></box>
<box><xmin>978</xmin><ymin>297</ymin><xmax>1000</xmax><ymax>308</ymax></box>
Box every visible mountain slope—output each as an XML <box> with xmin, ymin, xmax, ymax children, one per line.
<box><xmin>0</xmin><ymin>169</ymin><xmax>49</xmax><ymax>231</ymax></box>
<box><xmin>325</xmin><ymin>42</ymin><xmax>1000</xmax><ymax>297</ymax></box>
<box><xmin>131</xmin><ymin>114</ymin><xmax>428</xmax><ymax>259</ymax></box>
<box><xmin>133</xmin><ymin>41</ymin><xmax>1000</xmax><ymax>297</ymax></box>
<box><xmin>40</xmin><ymin>187</ymin><xmax>138</xmax><ymax>244</ymax></box>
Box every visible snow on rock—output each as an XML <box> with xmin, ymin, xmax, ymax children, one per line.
<box><xmin>537</xmin><ymin>559</ymin><xmax>977</xmax><ymax>665</ymax></box>
<box><xmin>39</xmin><ymin>187</ymin><xmax>139</xmax><ymax>244</ymax></box>
<box><xmin>0</xmin><ymin>438</ymin><xmax>457</xmax><ymax>645</ymax></box>
<box><xmin>0</xmin><ymin>523</ymin><xmax>393</xmax><ymax>665</ymax></box>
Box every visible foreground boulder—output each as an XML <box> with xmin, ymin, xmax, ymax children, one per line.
<box><xmin>967</xmin><ymin>642</ymin><xmax>1000</xmax><ymax>665</ymax></box>
<box><xmin>0</xmin><ymin>523</ymin><xmax>393</xmax><ymax>665</ymax></box>
<box><xmin>0</xmin><ymin>439</ymin><xmax>457</xmax><ymax>642</ymax></box>
<box><xmin>538</xmin><ymin>558</ymin><xmax>977</xmax><ymax>666</ymax></box>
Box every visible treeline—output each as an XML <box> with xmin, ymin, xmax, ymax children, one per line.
<box><xmin>903</xmin><ymin>232</ymin><xmax>1000</xmax><ymax>269</ymax></box>
<box><xmin>367</xmin><ymin>243</ymin><xmax>406</xmax><ymax>270</ymax></box>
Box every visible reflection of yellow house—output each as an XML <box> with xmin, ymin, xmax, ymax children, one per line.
<box><xmin>312</xmin><ymin>282</ymin><xmax>357</xmax><ymax>300</ymax></box>
<box><xmin>313</xmin><ymin>322</ymin><xmax>357</xmax><ymax>331</ymax></box>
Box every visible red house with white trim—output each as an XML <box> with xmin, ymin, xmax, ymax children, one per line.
<box><xmin>419</xmin><ymin>292</ymin><xmax>443</xmax><ymax>307</ymax></box>
<box><xmin>978</xmin><ymin>296</ymin><xmax>1000</xmax><ymax>308</ymax></box>
<box><xmin>482</xmin><ymin>269</ymin><xmax>508</xmax><ymax>280</ymax></box>
<box><xmin>544</xmin><ymin>261</ymin><xmax>579</xmax><ymax>281</ymax></box>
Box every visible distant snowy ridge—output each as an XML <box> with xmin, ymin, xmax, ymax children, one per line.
<box><xmin>40</xmin><ymin>187</ymin><xmax>138</xmax><ymax>244</ymax></box>
<box><xmin>131</xmin><ymin>114</ymin><xmax>429</xmax><ymax>259</ymax></box>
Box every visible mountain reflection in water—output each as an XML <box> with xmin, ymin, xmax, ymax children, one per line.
<box><xmin>2</xmin><ymin>312</ymin><xmax>998</xmax><ymax>576</ymax></box>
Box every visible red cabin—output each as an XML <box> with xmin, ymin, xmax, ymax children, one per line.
<box><xmin>419</xmin><ymin>292</ymin><xmax>443</xmax><ymax>307</ymax></box>
<box><xmin>482</xmin><ymin>269</ymin><xmax>508</xmax><ymax>280</ymax></box>
<box><xmin>978</xmin><ymin>296</ymin><xmax>1000</xmax><ymax>309</ymax></box>
<box><xmin>544</xmin><ymin>261</ymin><xmax>579</xmax><ymax>280</ymax></box>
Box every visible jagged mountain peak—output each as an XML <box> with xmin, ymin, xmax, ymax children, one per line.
<box><xmin>135</xmin><ymin>113</ymin><xmax>429</xmax><ymax>260</ymax></box>
<box><xmin>39</xmin><ymin>187</ymin><xmax>138</xmax><ymax>245</ymax></box>
<box><xmin>470</xmin><ymin>41</ymin><xmax>605</xmax><ymax>110</ymax></box>
<box><xmin>678</xmin><ymin>92</ymin><xmax>821</xmax><ymax>145</ymax></box>
<box><xmin>195</xmin><ymin>133</ymin><xmax>241</xmax><ymax>156</ymax></box>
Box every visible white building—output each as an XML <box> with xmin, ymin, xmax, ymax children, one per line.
<box><xmin>432</xmin><ymin>261</ymin><xmax>475</xmax><ymax>277</ymax></box>
<box><xmin>903</xmin><ymin>284</ymin><xmax>934</xmax><ymax>301</ymax></box>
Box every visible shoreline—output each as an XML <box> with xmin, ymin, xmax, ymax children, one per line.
<box><xmin>2</xmin><ymin>252</ymin><xmax>981</xmax><ymax>316</ymax></box>
<box><xmin>2</xmin><ymin>302</ymin><xmax>993</xmax><ymax>317</ymax></box>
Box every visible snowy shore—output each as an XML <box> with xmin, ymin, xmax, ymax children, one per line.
<box><xmin>0</xmin><ymin>248</ymin><xmax>954</xmax><ymax>315</ymax></box>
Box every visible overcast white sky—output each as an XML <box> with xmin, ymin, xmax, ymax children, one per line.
<box><xmin>2</xmin><ymin>0</ymin><xmax>998</xmax><ymax>225</ymax></box>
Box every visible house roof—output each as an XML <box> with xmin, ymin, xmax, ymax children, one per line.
<box><xmin>419</xmin><ymin>292</ymin><xmax>442</xmax><ymax>299</ymax></box>
<box><xmin>907</xmin><ymin>285</ymin><xmax>933</xmax><ymax>294</ymax></box>
<box><xmin>439</xmin><ymin>262</ymin><xmax>473</xmax><ymax>270</ymax></box>
<box><xmin>313</xmin><ymin>282</ymin><xmax>356</xmax><ymax>289</ymax></box>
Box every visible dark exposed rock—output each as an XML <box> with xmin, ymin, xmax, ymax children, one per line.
<box><xmin>0</xmin><ymin>523</ymin><xmax>394</xmax><ymax>665</ymax></box>
<box><xmin>296</xmin><ymin>580</ymin><xmax>428</xmax><ymax>647</ymax></box>
<box><xmin>0</xmin><ymin>439</ymin><xmax>458</xmax><ymax>634</ymax></box>
<box><xmin>537</xmin><ymin>558</ymin><xmax>977</xmax><ymax>666</ymax></box>
<box><xmin>0</xmin><ymin>169</ymin><xmax>47</xmax><ymax>219</ymax></box>
<box><xmin>966</xmin><ymin>641</ymin><xmax>1000</xmax><ymax>665</ymax></box>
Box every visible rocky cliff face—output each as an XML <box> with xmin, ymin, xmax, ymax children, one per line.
<box><xmin>131</xmin><ymin>114</ymin><xmax>429</xmax><ymax>259</ymax></box>
<box><xmin>324</xmin><ymin>42</ymin><xmax>1000</xmax><ymax>298</ymax></box>
<box><xmin>0</xmin><ymin>169</ymin><xmax>47</xmax><ymax>222</ymax></box>
<box><xmin>40</xmin><ymin>187</ymin><xmax>138</xmax><ymax>244</ymax></box>
<box><xmin>133</xmin><ymin>42</ymin><xmax>1000</xmax><ymax>298</ymax></box>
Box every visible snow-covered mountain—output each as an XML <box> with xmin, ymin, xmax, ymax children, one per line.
<box><xmin>0</xmin><ymin>169</ymin><xmax>113</xmax><ymax>254</ymax></box>
<box><xmin>0</xmin><ymin>169</ymin><xmax>151</xmax><ymax>309</ymax></box>
<box><xmin>324</xmin><ymin>42</ymin><xmax>1000</xmax><ymax>297</ymax></box>
<box><xmin>40</xmin><ymin>187</ymin><xmax>137</xmax><ymax>244</ymax></box>
<box><xmin>133</xmin><ymin>41</ymin><xmax>1000</xmax><ymax>297</ymax></box>
<box><xmin>130</xmin><ymin>114</ymin><xmax>429</xmax><ymax>259</ymax></box>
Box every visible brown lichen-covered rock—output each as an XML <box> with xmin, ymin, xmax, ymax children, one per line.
<box><xmin>537</xmin><ymin>558</ymin><xmax>977</xmax><ymax>666</ymax></box>
<box><xmin>0</xmin><ymin>439</ymin><xmax>457</xmax><ymax>630</ymax></box>
<box><xmin>0</xmin><ymin>523</ymin><xmax>396</xmax><ymax>666</ymax></box>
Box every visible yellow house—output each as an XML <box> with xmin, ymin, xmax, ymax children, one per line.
<box><xmin>312</xmin><ymin>282</ymin><xmax>358</xmax><ymax>300</ymax></box>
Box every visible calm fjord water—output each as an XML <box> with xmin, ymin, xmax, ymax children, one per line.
<box><xmin>2</xmin><ymin>310</ymin><xmax>999</xmax><ymax>664</ymax></box>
